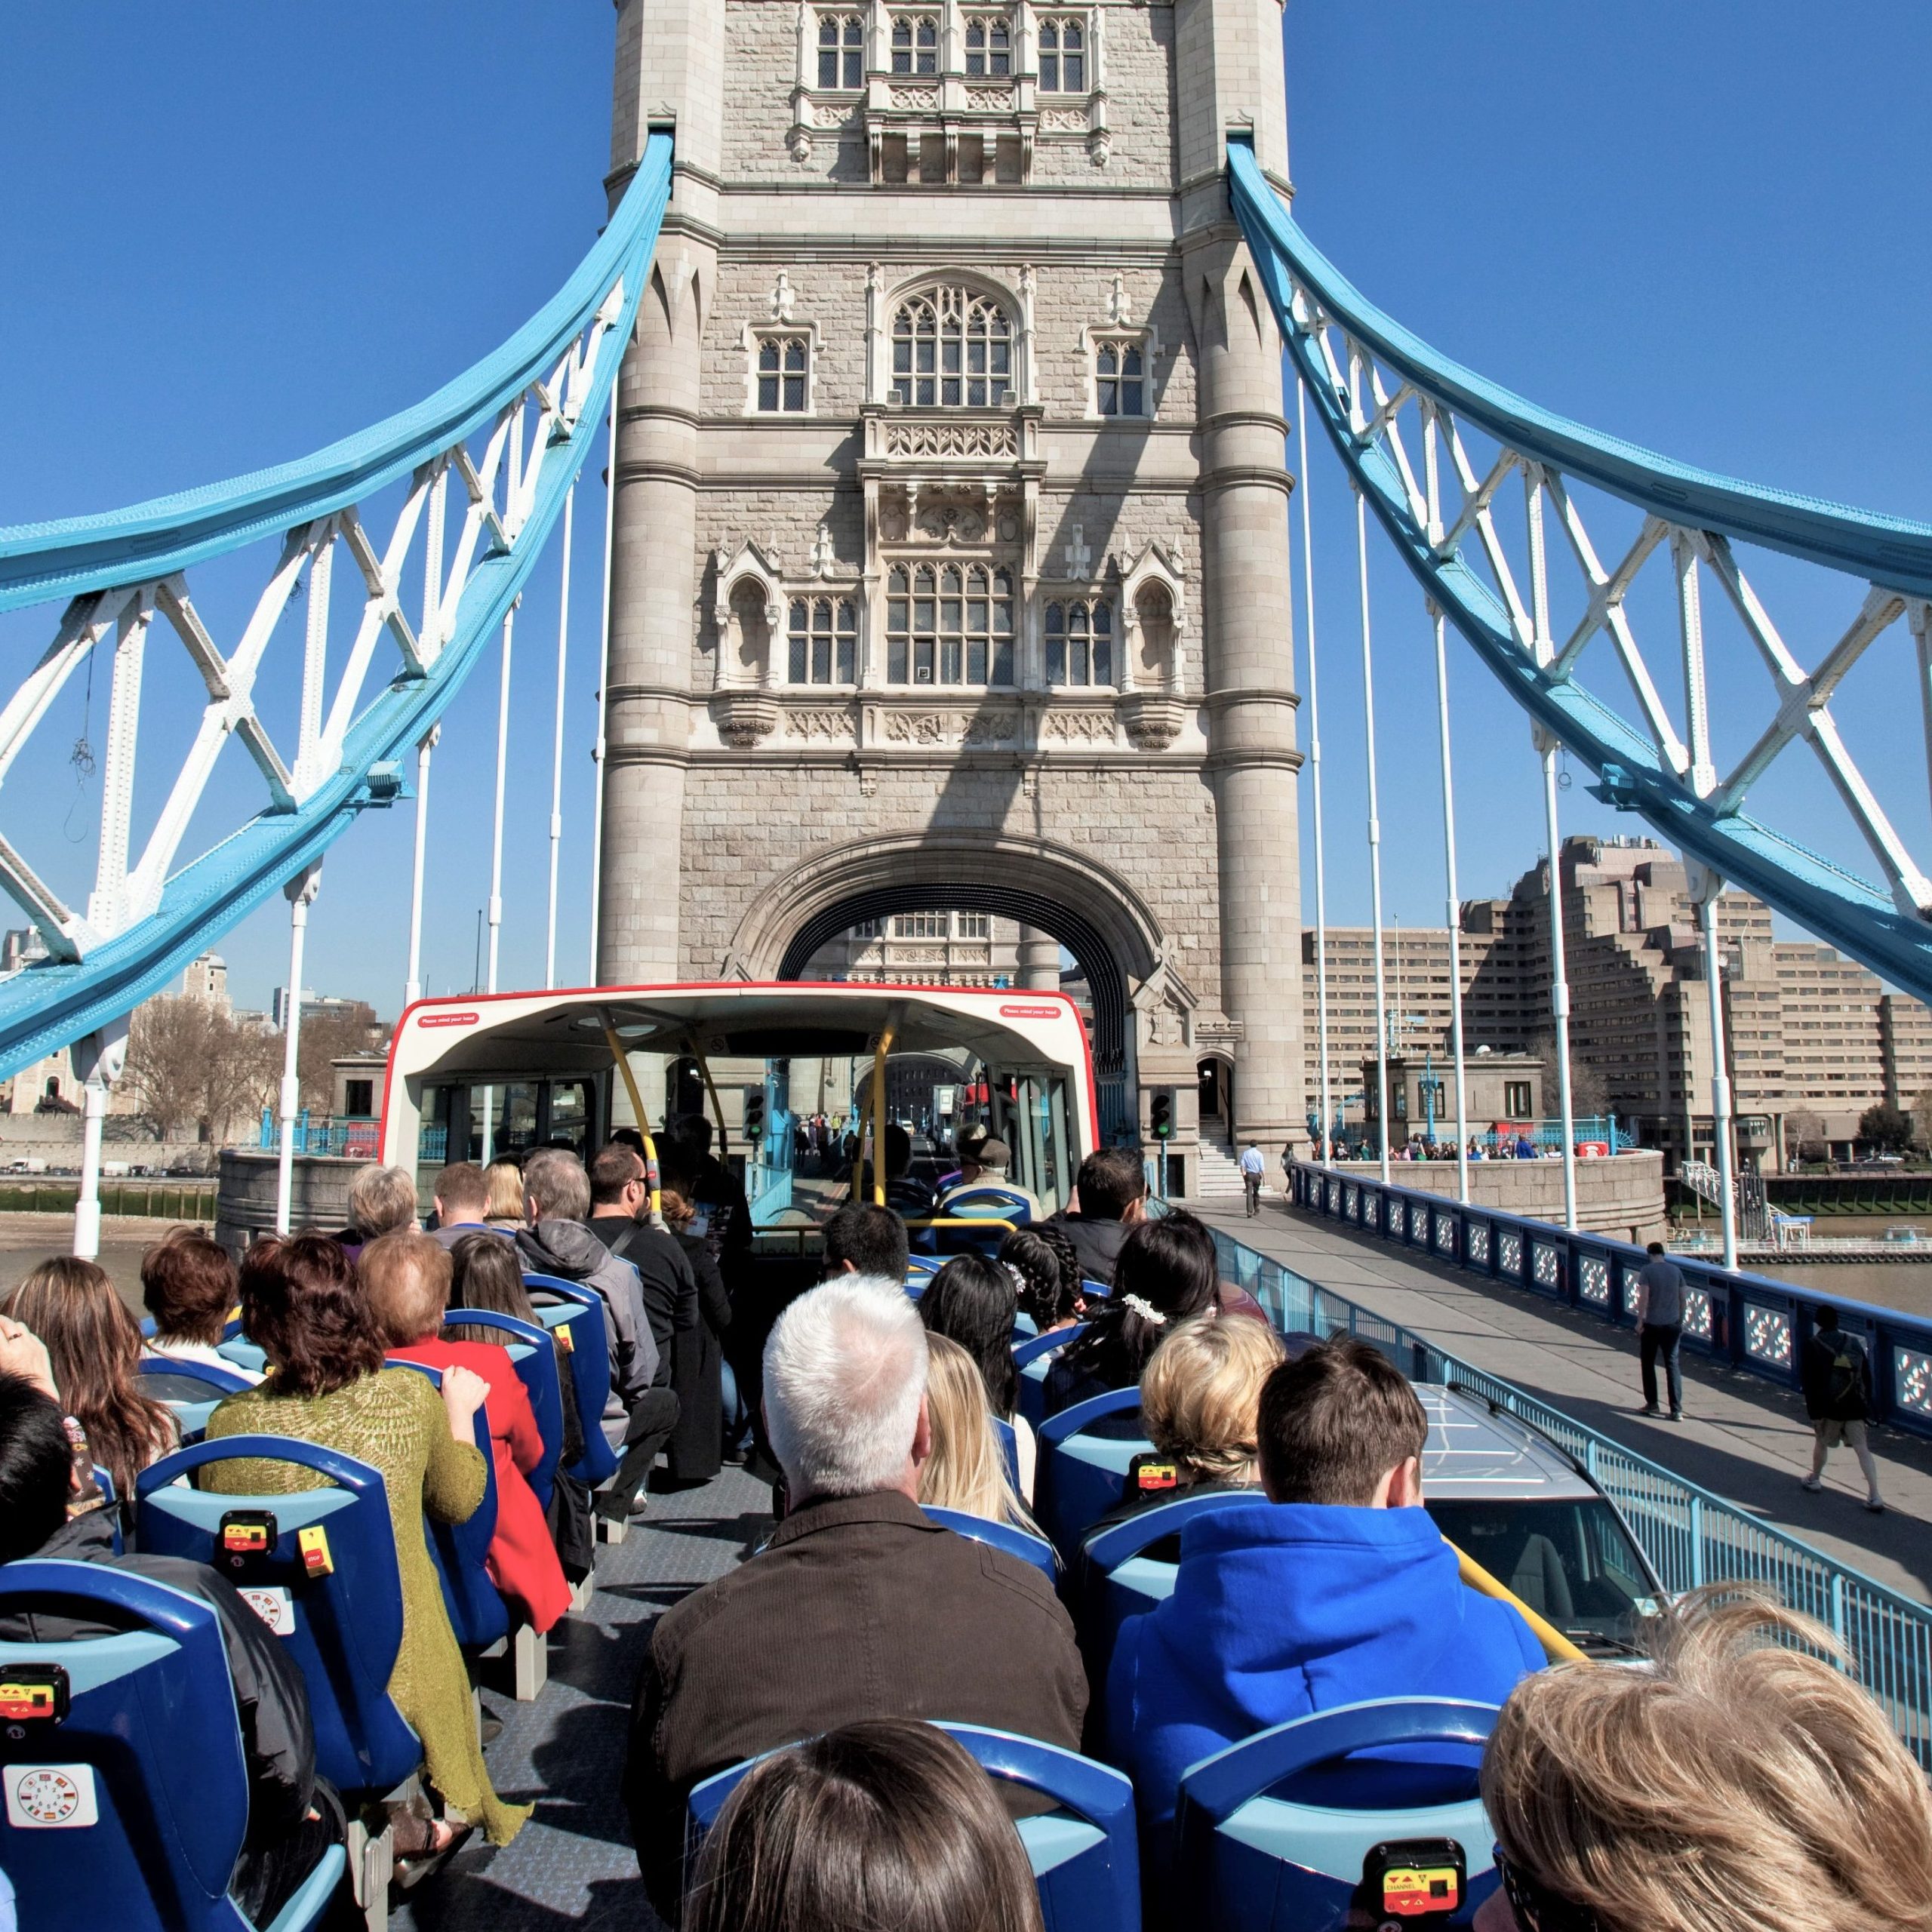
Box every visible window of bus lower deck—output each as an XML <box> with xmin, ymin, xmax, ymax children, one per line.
<box><xmin>1005</xmin><ymin>1071</ymin><xmax>1072</xmax><ymax>1217</ymax></box>
<box><xmin>420</xmin><ymin>1077</ymin><xmax>597</xmax><ymax>1166</ymax></box>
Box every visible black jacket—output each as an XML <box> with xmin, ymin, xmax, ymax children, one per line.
<box><xmin>1045</xmin><ymin>1211</ymin><xmax>1133</xmax><ymax>1287</ymax></box>
<box><xmin>1801</xmin><ymin>1326</ymin><xmax>1873</xmax><ymax>1423</ymax></box>
<box><xmin>587</xmin><ymin>1214</ymin><xmax>698</xmax><ymax>1393</ymax></box>
<box><xmin>623</xmin><ymin>1489</ymin><xmax>1087</xmax><ymax>1920</ymax></box>
<box><xmin>663</xmin><ymin>1232</ymin><xmax>732</xmax><ymax>1482</ymax></box>
<box><xmin>0</xmin><ymin>1510</ymin><xmax>316</xmax><ymax>1850</ymax></box>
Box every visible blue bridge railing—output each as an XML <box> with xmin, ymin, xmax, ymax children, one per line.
<box><xmin>1285</xmin><ymin>1160</ymin><xmax>1932</xmax><ymax>1444</ymax></box>
<box><xmin>1203</xmin><ymin>1206</ymin><xmax>1932</xmax><ymax>1766</ymax></box>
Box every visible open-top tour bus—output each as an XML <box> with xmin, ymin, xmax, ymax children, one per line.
<box><xmin>378</xmin><ymin>980</ymin><xmax>1097</xmax><ymax>1238</ymax></box>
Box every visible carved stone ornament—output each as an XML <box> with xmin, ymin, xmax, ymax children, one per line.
<box><xmin>961</xmin><ymin>710</ymin><xmax>1019</xmax><ymax>745</ymax></box>
<box><xmin>784</xmin><ymin>708</ymin><xmax>857</xmax><ymax>743</ymax></box>
<box><xmin>885</xmin><ymin>712</ymin><xmax>949</xmax><ymax>745</ymax></box>
<box><xmin>1121</xmin><ymin>692</ymin><xmax>1185</xmax><ymax>751</ymax></box>
<box><xmin>1042</xmin><ymin>709</ymin><xmax>1117</xmax><ymax>745</ymax></box>
<box><xmin>711</xmin><ymin>690</ymin><xmax>781</xmax><ymax>748</ymax></box>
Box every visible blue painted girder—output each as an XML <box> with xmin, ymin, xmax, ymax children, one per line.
<box><xmin>1228</xmin><ymin>139</ymin><xmax>1932</xmax><ymax>1009</ymax></box>
<box><xmin>0</xmin><ymin>137</ymin><xmax>672</xmax><ymax>1080</ymax></box>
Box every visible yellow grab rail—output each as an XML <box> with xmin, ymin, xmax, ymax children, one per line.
<box><xmin>599</xmin><ymin>1008</ymin><xmax>663</xmax><ymax>1223</ymax></box>
<box><xmin>1449</xmin><ymin>1540</ymin><xmax>1589</xmax><ymax>1665</ymax></box>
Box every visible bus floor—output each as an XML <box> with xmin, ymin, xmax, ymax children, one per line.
<box><xmin>393</xmin><ymin>1463</ymin><xmax>775</xmax><ymax>1932</ymax></box>
<box><xmin>1195</xmin><ymin>1200</ymin><xmax>1932</xmax><ymax>1607</ymax></box>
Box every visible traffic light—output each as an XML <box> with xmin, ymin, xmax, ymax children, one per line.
<box><xmin>743</xmin><ymin>1087</ymin><xmax>768</xmax><ymax>1145</ymax></box>
<box><xmin>1150</xmin><ymin>1091</ymin><xmax>1173</xmax><ymax>1140</ymax></box>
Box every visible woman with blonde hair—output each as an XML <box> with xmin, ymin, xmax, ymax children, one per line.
<box><xmin>482</xmin><ymin>1155</ymin><xmax>528</xmax><ymax>1229</ymax></box>
<box><xmin>1092</xmin><ymin>1312</ymin><xmax>1284</xmax><ymax>1528</ymax></box>
<box><xmin>918</xmin><ymin>1332</ymin><xmax>1040</xmax><ymax>1538</ymax></box>
<box><xmin>3</xmin><ymin>1257</ymin><xmax>174</xmax><ymax>1504</ymax></box>
<box><xmin>1474</xmin><ymin>1584</ymin><xmax>1932</xmax><ymax>1932</ymax></box>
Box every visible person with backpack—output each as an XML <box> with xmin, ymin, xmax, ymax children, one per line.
<box><xmin>1801</xmin><ymin>1304</ymin><xmax>1883</xmax><ymax>1512</ymax></box>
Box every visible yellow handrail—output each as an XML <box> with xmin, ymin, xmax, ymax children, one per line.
<box><xmin>869</xmin><ymin>1009</ymin><xmax>899</xmax><ymax>1207</ymax></box>
<box><xmin>901</xmin><ymin>1217</ymin><xmax>1019</xmax><ymax>1234</ymax></box>
<box><xmin>1448</xmin><ymin>1540</ymin><xmax>1590</xmax><ymax>1665</ymax></box>
<box><xmin>599</xmin><ymin>1008</ymin><xmax>662</xmax><ymax>1223</ymax></box>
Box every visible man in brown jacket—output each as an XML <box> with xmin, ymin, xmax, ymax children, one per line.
<box><xmin>623</xmin><ymin>1274</ymin><xmax>1088</xmax><ymax>1918</ymax></box>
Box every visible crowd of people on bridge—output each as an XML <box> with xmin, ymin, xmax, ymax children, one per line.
<box><xmin>0</xmin><ymin>1125</ymin><xmax>1923</xmax><ymax>1932</ymax></box>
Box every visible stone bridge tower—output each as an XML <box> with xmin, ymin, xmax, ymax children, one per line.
<box><xmin>601</xmin><ymin>0</ymin><xmax>1306</xmax><ymax>1167</ymax></box>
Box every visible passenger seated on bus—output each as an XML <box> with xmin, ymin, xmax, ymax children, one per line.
<box><xmin>428</xmin><ymin>1160</ymin><xmax>502</xmax><ymax>1248</ymax></box>
<box><xmin>3</xmin><ymin>1257</ymin><xmax>176</xmax><ymax>1506</ymax></box>
<box><xmin>141</xmin><ymin>1231</ymin><xmax>263</xmax><ymax>1383</ymax></box>
<box><xmin>364</xmin><ymin>1232</ymin><xmax>571</xmax><ymax>1635</ymax></box>
<box><xmin>203</xmin><ymin>1233</ymin><xmax>531</xmax><ymax>1854</ymax></box>
<box><xmin>936</xmin><ymin>1134</ymin><xmax>1037</xmax><ymax>1220</ymax></box>
<box><xmin>683</xmin><ymin>1718</ymin><xmax>1044</xmax><ymax>1932</ymax></box>
<box><xmin>622</xmin><ymin>1276</ymin><xmax>1086</xmax><ymax>1919</ymax></box>
<box><xmin>446</xmin><ymin>1232</ymin><xmax>596</xmax><ymax>1583</ymax></box>
<box><xmin>1089</xmin><ymin>1312</ymin><xmax>1284</xmax><ymax>1537</ymax></box>
<box><xmin>851</xmin><ymin>1123</ymin><xmax>933</xmax><ymax>1217</ymax></box>
<box><xmin>918</xmin><ymin>1333</ymin><xmax>1041</xmax><ymax>1535</ymax></box>
<box><xmin>918</xmin><ymin>1254</ymin><xmax>1035</xmax><ymax>1497</ymax></box>
<box><xmin>823</xmin><ymin>1199</ymin><xmax>912</xmax><ymax>1294</ymax></box>
<box><xmin>1000</xmin><ymin>1226</ymin><xmax>1087</xmax><ymax>1334</ymax></box>
<box><xmin>665</xmin><ymin>1113</ymin><xmax>753</xmax><ymax>1258</ymax></box>
<box><xmin>0</xmin><ymin>1369</ymin><xmax>347</xmax><ymax>1924</ymax></box>
<box><xmin>482</xmin><ymin>1153</ymin><xmax>528</xmax><ymax>1229</ymax></box>
<box><xmin>335</xmin><ymin>1161</ymin><xmax>419</xmax><ymax>1263</ymax></box>
<box><xmin>1474</xmin><ymin>1586</ymin><xmax>1932</xmax><ymax>1932</ymax></box>
<box><xmin>655</xmin><ymin>1142</ymin><xmax>734</xmax><ymax>1484</ymax></box>
<box><xmin>1042</xmin><ymin>1211</ymin><xmax>1252</xmax><ymax>1417</ymax></box>
<box><xmin>1109</xmin><ymin>1337</ymin><xmax>1543</xmax><ymax>1865</ymax></box>
<box><xmin>1044</xmin><ymin>1146</ymin><xmax>1148</xmax><ymax>1287</ymax></box>
<box><xmin>516</xmin><ymin>1146</ymin><xmax>676</xmax><ymax>1525</ymax></box>
<box><xmin>935</xmin><ymin>1126</ymin><xmax>989</xmax><ymax>1193</ymax></box>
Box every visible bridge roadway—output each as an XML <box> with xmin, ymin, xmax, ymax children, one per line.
<box><xmin>1194</xmin><ymin>1199</ymin><xmax>1932</xmax><ymax>1607</ymax></box>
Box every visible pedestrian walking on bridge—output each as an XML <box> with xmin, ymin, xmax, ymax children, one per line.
<box><xmin>1801</xmin><ymin>1304</ymin><xmax>1883</xmax><ymax>1512</ymax></box>
<box><xmin>1238</xmin><ymin>1141</ymin><xmax>1265</xmax><ymax>1218</ymax></box>
<box><xmin>1633</xmin><ymin>1241</ymin><xmax>1685</xmax><ymax>1421</ymax></box>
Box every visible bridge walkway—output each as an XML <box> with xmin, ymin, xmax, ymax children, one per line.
<box><xmin>1194</xmin><ymin>1199</ymin><xmax>1932</xmax><ymax>1607</ymax></box>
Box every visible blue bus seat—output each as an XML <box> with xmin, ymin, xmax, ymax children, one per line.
<box><xmin>522</xmin><ymin>1273</ymin><xmax>618</xmax><ymax>1487</ymax></box>
<box><xmin>138</xmin><ymin>1358</ymin><xmax>256</xmax><ymax>1398</ymax></box>
<box><xmin>1074</xmin><ymin>1491</ymin><xmax>1261</xmax><ymax>1706</ymax></box>
<box><xmin>432</xmin><ymin>1310</ymin><xmax>563</xmax><ymax>1515</ymax></box>
<box><xmin>134</xmin><ymin>1437</ymin><xmax>421</xmax><ymax>1799</ymax></box>
<box><xmin>216</xmin><ymin>1336</ymin><xmax>268</xmax><ymax>1377</ymax></box>
<box><xmin>904</xmin><ymin>1255</ymin><xmax>943</xmax><ymax>1288</ymax></box>
<box><xmin>689</xmin><ymin>1721</ymin><xmax>1139</xmax><ymax>1932</ymax></box>
<box><xmin>0</xmin><ymin>1558</ymin><xmax>346</xmax><ymax>1932</ymax></box>
<box><xmin>921</xmin><ymin>1506</ymin><xmax>1059</xmax><ymax>1583</ymax></box>
<box><xmin>1035</xmin><ymin>1387</ymin><xmax>1147</xmax><ymax>1561</ymax></box>
<box><xmin>1014</xmin><ymin>1323</ymin><xmax>1088</xmax><ymax>1429</ymax></box>
<box><xmin>385</xmin><ymin>1360</ymin><xmax>509</xmax><ymax>1654</ymax></box>
<box><xmin>90</xmin><ymin>1467</ymin><xmax>124</xmax><ymax>1554</ymax></box>
<box><xmin>993</xmin><ymin>1415</ymin><xmax>1025</xmax><ymax>1496</ymax></box>
<box><xmin>1172</xmin><ymin>1698</ymin><xmax>1502</xmax><ymax>1931</ymax></box>
<box><xmin>933</xmin><ymin>1186</ymin><xmax>1033</xmax><ymax>1255</ymax></box>
<box><xmin>1014</xmin><ymin>1310</ymin><xmax>1039</xmax><ymax>1339</ymax></box>
<box><xmin>1080</xmin><ymin>1279</ymin><xmax>1110</xmax><ymax>1300</ymax></box>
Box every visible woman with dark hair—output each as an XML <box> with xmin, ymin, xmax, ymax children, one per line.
<box><xmin>919</xmin><ymin>1253</ymin><xmax>1032</xmax><ymax>1496</ymax></box>
<box><xmin>1041</xmin><ymin>1210</ymin><xmax>1243</xmax><ymax>1417</ymax></box>
<box><xmin>683</xmin><ymin>1717</ymin><xmax>1044</xmax><ymax>1932</ymax></box>
<box><xmin>657</xmin><ymin>1140</ymin><xmax>734</xmax><ymax>1482</ymax></box>
<box><xmin>999</xmin><ymin>1226</ymin><xmax>1084</xmax><ymax>1333</ymax></box>
<box><xmin>448</xmin><ymin>1230</ymin><xmax>596</xmax><ymax>1583</ymax></box>
<box><xmin>203</xmin><ymin>1233</ymin><xmax>530</xmax><ymax>1854</ymax></box>
<box><xmin>141</xmin><ymin>1231</ymin><xmax>260</xmax><ymax>1380</ymax></box>
<box><xmin>3</xmin><ymin>1257</ymin><xmax>175</xmax><ymax>1504</ymax></box>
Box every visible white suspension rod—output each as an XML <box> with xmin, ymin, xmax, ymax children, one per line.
<box><xmin>546</xmin><ymin>486</ymin><xmax>575</xmax><ymax>989</ymax></box>
<box><xmin>1299</xmin><ymin>380</ymin><xmax>1333</xmax><ymax>1171</ymax></box>
<box><xmin>403</xmin><ymin>724</ymin><xmax>437</xmax><ymax>1011</ymax></box>
<box><xmin>1423</xmin><ymin>411</ymin><xmax>1470</xmax><ymax>1204</ymax></box>
<box><xmin>486</xmin><ymin>600</ymin><xmax>516</xmax><ymax>998</ymax></box>
<box><xmin>589</xmin><ymin>388</ymin><xmax>617</xmax><ymax>975</ymax></box>
<box><xmin>1698</xmin><ymin>890</ymin><xmax>1740</xmax><ymax>1270</ymax></box>
<box><xmin>275</xmin><ymin>867</ymin><xmax>321</xmax><ymax>1235</ymax></box>
<box><xmin>1355</xmin><ymin>481</ymin><xmax>1392</xmax><ymax>1186</ymax></box>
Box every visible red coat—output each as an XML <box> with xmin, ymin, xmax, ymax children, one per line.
<box><xmin>390</xmin><ymin>1336</ymin><xmax>571</xmax><ymax>1634</ymax></box>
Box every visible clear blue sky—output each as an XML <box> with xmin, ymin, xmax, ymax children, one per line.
<box><xmin>2</xmin><ymin>4</ymin><xmax>1930</xmax><ymax>1014</ymax></box>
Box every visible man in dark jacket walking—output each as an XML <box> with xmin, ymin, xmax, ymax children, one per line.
<box><xmin>0</xmin><ymin>1370</ymin><xmax>341</xmax><ymax>1923</ymax></box>
<box><xmin>1801</xmin><ymin>1304</ymin><xmax>1883</xmax><ymax>1511</ymax></box>
<box><xmin>1632</xmin><ymin>1240</ymin><xmax>1687</xmax><ymax>1420</ymax></box>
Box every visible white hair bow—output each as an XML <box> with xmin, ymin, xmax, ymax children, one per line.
<box><xmin>1121</xmin><ymin>1294</ymin><xmax>1166</xmax><ymax>1324</ymax></box>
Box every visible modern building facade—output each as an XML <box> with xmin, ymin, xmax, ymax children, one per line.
<box><xmin>1303</xmin><ymin>835</ymin><xmax>1932</xmax><ymax>1165</ymax></box>
<box><xmin>598</xmin><ymin>0</ymin><xmax>1308</xmax><ymax>1156</ymax></box>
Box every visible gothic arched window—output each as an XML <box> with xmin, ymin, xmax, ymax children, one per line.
<box><xmin>890</xmin><ymin>12</ymin><xmax>940</xmax><ymax>74</ymax></box>
<box><xmin>1045</xmin><ymin>597</ymin><xmax>1115</xmax><ymax>687</ymax></box>
<box><xmin>887</xmin><ymin>563</ymin><xmax>1014</xmax><ymax>685</ymax></box>
<box><xmin>891</xmin><ymin>286</ymin><xmax>1014</xmax><ymax>408</ymax></box>
<box><xmin>788</xmin><ymin>596</ymin><xmax>859</xmax><ymax>685</ymax></box>
<box><xmin>1037</xmin><ymin>16</ymin><xmax>1086</xmax><ymax>91</ymax></box>
<box><xmin>817</xmin><ymin>13</ymin><xmax>864</xmax><ymax>88</ymax></box>
<box><xmin>964</xmin><ymin>14</ymin><xmax>1012</xmax><ymax>76</ymax></box>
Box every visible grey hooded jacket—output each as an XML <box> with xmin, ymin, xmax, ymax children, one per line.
<box><xmin>518</xmin><ymin>1218</ymin><xmax>659</xmax><ymax>1422</ymax></box>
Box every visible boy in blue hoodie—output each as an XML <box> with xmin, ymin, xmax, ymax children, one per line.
<box><xmin>1107</xmin><ymin>1336</ymin><xmax>1545</xmax><ymax>1868</ymax></box>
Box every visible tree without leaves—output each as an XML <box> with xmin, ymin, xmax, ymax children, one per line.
<box><xmin>1524</xmin><ymin>1034</ymin><xmax>1612</xmax><ymax>1120</ymax></box>
<box><xmin>294</xmin><ymin>1001</ymin><xmax>381</xmax><ymax>1114</ymax></box>
<box><xmin>1786</xmin><ymin>1107</ymin><xmax>1829</xmax><ymax>1164</ymax></box>
<box><xmin>123</xmin><ymin>997</ymin><xmax>281</xmax><ymax>1143</ymax></box>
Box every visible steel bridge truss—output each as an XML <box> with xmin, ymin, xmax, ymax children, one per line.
<box><xmin>0</xmin><ymin>134</ymin><xmax>673</xmax><ymax>1081</ymax></box>
<box><xmin>1230</xmin><ymin>140</ymin><xmax>1932</xmax><ymax>1010</ymax></box>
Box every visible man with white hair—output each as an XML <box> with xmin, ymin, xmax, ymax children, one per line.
<box><xmin>622</xmin><ymin>1276</ymin><xmax>1087</xmax><ymax>1917</ymax></box>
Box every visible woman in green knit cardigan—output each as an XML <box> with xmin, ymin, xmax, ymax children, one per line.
<box><xmin>205</xmin><ymin>1232</ymin><xmax>531</xmax><ymax>1854</ymax></box>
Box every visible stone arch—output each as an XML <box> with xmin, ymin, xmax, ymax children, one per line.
<box><xmin>709</xmin><ymin>540</ymin><xmax>785</xmax><ymax>692</ymax></box>
<box><xmin>726</xmin><ymin>831</ymin><xmax>1178</xmax><ymax>1123</ymax></box>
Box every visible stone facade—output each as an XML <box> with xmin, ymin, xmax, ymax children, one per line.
<box><xmin>601</xmin><ymin>0</ymin><xmax>1305</xmax><ymax>1147</ymax></box>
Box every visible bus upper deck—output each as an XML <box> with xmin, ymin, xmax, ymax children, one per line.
<box><xmin>377</xmin><ymin>981</ymin><xmax>1098</xmax><ymax>1233</ymax></box>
